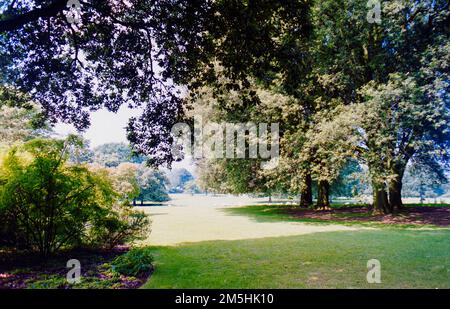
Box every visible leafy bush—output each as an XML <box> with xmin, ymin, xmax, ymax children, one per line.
<box><xmin>111</xmin><ymin>247</ymin><xmax>154</xmax><ymax>277</ymax></box>
<box><xmin>0</xmin><ymin>137</ymin><xmax>151</xmax><ymax>255</ymax></box>
<box><xmin>88</xmin><ymin>207</ymin><xmax>151</xmax><ymax>249</ymax></box>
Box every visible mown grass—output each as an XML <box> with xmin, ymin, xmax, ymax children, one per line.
<box><xmin>144</xmin><ymin>203</ymin><xmax>450</xmax><ymax>288</ymax></box>
<box><xmin>222</xmin><ymin>203</ymin><xmax>449</xmax><ymax>229</ymax></box>
<box><xmin>143</xmin><ymin>229</ymin><xmax>450</xmax><ymax>288</ymax></box>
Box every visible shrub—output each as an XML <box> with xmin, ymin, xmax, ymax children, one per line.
<box><xmin>111</xmin><ymin>247</ymin><xmax>154</xmax><ymax>277</ymax></box>
<box><xmin>0</xmin><ymin>137</ymin><xmax>151</xmax><ymax>255</ymax></box>
<box><xmin>88</xmin><ymin>206</ymin><xmax>151</xmax><ymax>249</ymax></box>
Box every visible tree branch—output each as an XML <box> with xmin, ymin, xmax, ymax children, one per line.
<box><xmin>0</xmin><ymin>0</ymin><xmax>67</xmax><ymax>32</ymax></box>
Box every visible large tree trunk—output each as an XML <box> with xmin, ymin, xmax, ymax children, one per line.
<box><xmin>388</xmin><ymin>177</ymin><xmax>403</xmax><ymax>212</ymax></box>
<box><xmin>316</xmin><ymin>180</ymin><xmax>330</xmax><ymax>210</ymax></box>
<box><xmin>299</xmin><ymin>173</ymin><xmax>313</xmax><ymax>208</ymax></box>
<box><xmin>388</xmin><ymin>165</ymin><xmax>405</xmax><ymax>212</ymax></box>
<box><xmin>372</xmin><ymin>182</ymin><xmax>391</xmax><ymax>214</ymax></box>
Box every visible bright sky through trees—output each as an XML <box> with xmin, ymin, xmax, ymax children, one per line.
<box><xmin>54</xmin><ymin>106</ymin><xmax>141</xmax><ymax>147</ymax></box>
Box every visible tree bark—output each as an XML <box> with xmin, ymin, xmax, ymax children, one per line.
<box><xmin>388</xmin><ymin>176</ymin><xmax>403</xmax><ymax>212</ymax></box>
<box><xmin>299</xmin><ymin>173</ymin><xmax>313</xmax><ymax>208</ymax></box>
<box><xmin>372</xmin><ymin>182</ymin><xmax>391</xmax><ymax>214</ymax></box>
<box><xmin>388</xmin><ymin>165</ymin><xmax>405</xmax><ymax>212</ymax></box>
<box><xmin>316</xmin><ymin>180</ymin><xmax>330</xmax><ymax>210</ymax></box>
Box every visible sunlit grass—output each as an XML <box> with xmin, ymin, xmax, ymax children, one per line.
<box><xmin>143</xmin><ymin>229</ymin><xmax>450</xmax><ymax>288</ymax></box>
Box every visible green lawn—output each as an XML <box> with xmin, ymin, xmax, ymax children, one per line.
<box><xmin>143</xmin><ymin>204</ymin><xmax>450</xmax><ymax>288</ymax></box>
<box><xmin>144</xmin><ymin>229</ymin><xmax>450</xmax><ymax>288</ymax></box>
<box><xmin>223</xmin><ymin>204</ymin><xmax>449</xmax><ymax>228</ymax></box>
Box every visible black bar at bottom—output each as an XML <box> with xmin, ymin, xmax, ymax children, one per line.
<box><xmin>0</xmin><ymin>289</ymin><xmax>445</xmax><ymax>307</ymax></box>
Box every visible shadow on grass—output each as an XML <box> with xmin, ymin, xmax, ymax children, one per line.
<box><xmin>222</xmin><ymin>204</ymin><xmax>450</xmax><ymax>229</ymax></box>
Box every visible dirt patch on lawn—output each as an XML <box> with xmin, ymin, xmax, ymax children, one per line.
<box><xmin>0</xmin><ymin>247</ymin><xmax>152</xmax><ymax>289</ymax></box>
<box><xmin>286</xmin><ymin>206</ymin><xmax>450</xmax><ymax>227</ymax></box>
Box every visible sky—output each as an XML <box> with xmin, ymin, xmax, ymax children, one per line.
<box><xmin>54</xmin><ymin>106</ymin><xmax>196</xmax><ymax>174</ymax></box>
<box><xmin>54</xmin><ymin>106</ymin><xmax>142</xmax><ymax>148</ymax></box>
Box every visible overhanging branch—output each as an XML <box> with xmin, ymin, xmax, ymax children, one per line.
<box><xmin>0</xmin><ymin>0</ymin><xmax>67</xmax><ymax>32</ymax></box>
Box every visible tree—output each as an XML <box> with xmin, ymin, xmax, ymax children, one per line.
<box><xmin>1</xmin><ymin>0</ymin><xmax>312</xmax><ymax>166</ymax></box>
<box><xmin>106</xmin><ymin>162</ymin><xmax>140</xmax><ymax>201</ymax></box>
<box><xmin>0</xmin><ymin>87</ymin><xmax>50</xmax><ymax>146</ymax></box>
<box><xmin>310</xmin><ymin>69</ymin><xmax>449</xmax><ymax>213</ymax></box>
<box><xmin>330</xmin><ymin>160</ymin><xmax>368</xmax><ymax>199</ymax></box>
<box><xmin>185</xmin><ymin>84</ymin><xmax>292</xmax><ymax>198</ymax></box>
<box><xmin>97</xmin><ymin>161</ymin><xmax>170</xmax><ymax>204</ymax></box>
<box><xmin>185</xmin><ymin>0</ymin><xmax>449</xmax><ymax>214</ymax></box>
<box><xmin>0</xmin><ymin>104</ymin><xmax>46</xmax><ymax>146</ymax></box>
<box><xmin>135</xmin><ymin>165</ymin><xmax>170</xmax><ymax>203</ymax></box>
<box><xmin>93</xmin><ymin>142</ymin><xmax>144</xmax><ymax>167</ymax></box>
<box><xmin>196</xmin><ymin>159</ymin><xmax>229</xmax><ymax>195</ymax></box>
<box><xmin>402</xmin><ymin>162</ymin><xmax>448</xmax><ymax>199</ymax></box>
<box><xmin>359</xmin><ymin>70</ymin><xmax>449</xmax><ymax>212</ymax></box>
<box><xmin>166</xmin><ymin>168</ymin><xmax>194</xmax><ymax>193</ymax></box>
<box><xmin>184</xmin><ymin>179</ymin><xmax>201</xmax><ymax>195</ymax></box>
<box><xmin>299</xmin><ymin>0</ymin><xmax>449</xmax><ymax>213</ymax></box>
<box><xmin>67</xmin><ymin>135</ymin><xmax>94</xmax><ymax>163</ymax></box>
